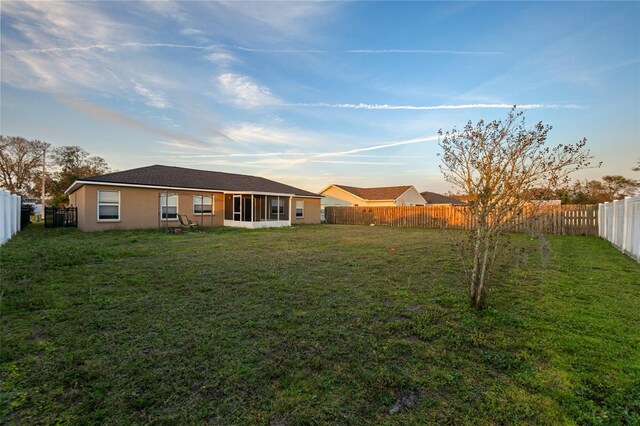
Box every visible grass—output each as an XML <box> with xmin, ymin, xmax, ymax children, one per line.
<box><xmin>1</xmin><ymin>223</ymin><xmax>639</xmax><ymax>425</ymax></box>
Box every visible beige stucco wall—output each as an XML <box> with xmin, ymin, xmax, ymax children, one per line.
<box><xmin>70</xmin><ymin>185</ymin><xmax>320</xmax><ymax>231</ymax></box>
<box><xmin>291</xmin><ymin>197</ymin><xmax>321</xmax><ymax>224</ymax></box>
<box><xmin>69</xmin><ymin>185</ymin><xmax>224</xmax><ymax>231</ymax></box>
<box><xmin>68</xmin><ymin>186</ymin><xmax>87</xmax><ymax>229</ymax></box>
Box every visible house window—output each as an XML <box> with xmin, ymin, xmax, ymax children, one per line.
<box><xmin>160</xmin><ymin>193</ymin><xmax>178</xmax><ymax>220</ymax></box>
<box><xmin>295</xmin><ymin>200</ymin><xmax>304</xmax><ymax>218</ymax></box>
<box><xmin>97</xmin><ymin>190</ymin><xmax>120</xmax><ymax>221</ymax></box>
<box><xmin>193</xmin><ymin>195</ymin><xmax>213</xmax><ymax>214</ymax></box>
<box><xmin>270</xmin><ymin>198</ymin><xmax>284</xmax><ymax>216</ymax></box>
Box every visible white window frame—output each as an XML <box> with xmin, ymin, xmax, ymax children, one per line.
<box><xmin>270</xmin><ymin>197</ymin><xmax>284</xmax><ymax>216</ymax></box>
<box><xmin>295</xmin><ymin>200</ymin><xmax>304</xmax><ymax>218</ymax></box>
<box><xmin>97</xmin><ymin>190</ymin><xmax>120</xmax><ymax>222</ymax></box>
<box><xmin>193</xmin><ymin>195</ymin><xmax>213</xmax><ymax>215</ymax></box>
<box><xmin>160</xmin><ymin>193</ymin><xmax>179</xmax><ymax>221</ymax></box>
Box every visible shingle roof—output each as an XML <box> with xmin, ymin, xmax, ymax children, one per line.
<box><xmin>332</xmin><ymin>184</ymin><xmax>413</xmax><ymax>201</ymax></box>
<box><xmin>420</xmin><ymin>191</ymin><xmax>466</xmax><ymax>205</ymax></box>
<box><xmin>70</xmin><ymin>165</ymin><xmax>320</xmax><ymax>197</ymax></box>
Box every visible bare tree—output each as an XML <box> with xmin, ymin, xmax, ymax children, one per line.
<box><xmin>438</xmin><ymin>109</ymin><xmax>596</xmax><ymax>309</ymax></box>
<box><xmin>0</xmin><ymin>136</ymin><xmax>50</xmax><ymax>195</ymax></box>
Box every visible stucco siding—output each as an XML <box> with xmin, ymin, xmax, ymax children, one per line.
<box><xmin>291</xmin><ymin>197</ymin><xmax>321</xmax><ymax>224</ymax></box>
<box><xmin>68</xmin><ymin>186</ymin><xmax>87</xmax><ymax>229</ymax></box>
<box><xmin>72</xmin><ymin>185</ymin><xmax>223</xmax><ymax>231</ymax></box>
<box><xmin>71</xmin><ymin>185</ymin><xmax>318</xmax><ymax>231</ymax></box>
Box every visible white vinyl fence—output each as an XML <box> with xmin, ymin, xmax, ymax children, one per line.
<box><xmin>1</xmin><ymin>190</ymin><xmax>22</xmax><ymax>245</ymax></box>
<box><xmin>599</xmin><ymin>196</ymin><xmax>640</xmax><ymax>262</ymax></box>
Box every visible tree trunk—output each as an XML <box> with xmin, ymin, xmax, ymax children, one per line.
<box><xmin>474</xmin><ymin>240</ymin><xmax>491</xmax><ymax>308</ymax></box>
<box><xmin>470</xmin><ymin>229</ymin><xmax>482</xmax><ymax>305</ymax></box>
<box><xmin>469</xmin><ymin>224</ymin><xmax>493</xmax><ymax>309</ymax></box>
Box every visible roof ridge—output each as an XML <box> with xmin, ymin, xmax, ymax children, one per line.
<box><xmin>330</xmin><ymin>184</ymin><xmax>415</xmax><ymax>201</ymax></box>
<box><xmin>336</xmin><ymin>184</ymin><xmax>412</xmax><ymax>189</ymax></box>
<box><xmin>149</xmin><ymin>164</ymin><xmax>277</xmax><ymax>181</ymax></box>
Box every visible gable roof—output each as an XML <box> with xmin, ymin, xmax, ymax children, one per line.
<box><xmin>420</xmin><ymin>191</ymin><xmax>466</xmax><ymax>205</ymax></box>
<box><xmin>329</xmin><ymin>184</ymin><xmax>413</xmax><ymax>201</ymax></box>
<box><xmin>66</xmin><ymin>165</ymin><xmax>320</xmax><ymax>197</ymax></box>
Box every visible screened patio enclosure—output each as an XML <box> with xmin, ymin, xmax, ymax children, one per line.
<box><xmin>157</xmin><ymin>191</ymin><xmax>215</xmax><ymax>230</ymax></box>
<box><xmin>224</xmin><ymin>193</ymin><xmax>291</xmax><ymax>228</ymax></box>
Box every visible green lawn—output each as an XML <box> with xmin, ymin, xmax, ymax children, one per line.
<box><xmin>1</xmin><ymin>224</ymin><xmax>639</xmax><ymax>425</ymax></box>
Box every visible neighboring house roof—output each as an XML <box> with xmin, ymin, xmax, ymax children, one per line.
<box><xmin>66</xmin><ymin>165</ymin><xmax>321</xmax><ymax>197</ymax></box>
<box><xmin>420</xmin><ymin>191</ymin><xmax>467</xmax><ymax>205</ymax></box>
<box><xmin>329</xmin><ymin>184</ymin><xmax>413</xmax><ymax>201</ymax></box>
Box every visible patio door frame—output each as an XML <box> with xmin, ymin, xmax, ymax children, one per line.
<box><xmin>233</xmin><ymin>194</ymin><xmax>242</xmax><ymax>221</ymax></box>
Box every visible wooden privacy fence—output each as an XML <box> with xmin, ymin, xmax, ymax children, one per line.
<box><xmin>324</xmin><ymin>204</ymin><xmax>599</xmax><ymax>236</ymax></box>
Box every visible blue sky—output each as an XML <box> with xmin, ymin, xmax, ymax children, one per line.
<box><xmin>1</xmin><ymin>1</ymin><xmax>638</xmax><ymax>193</ymax></box>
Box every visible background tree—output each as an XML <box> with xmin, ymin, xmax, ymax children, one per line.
<box><xmin>555</xmin><ymin>176</ymin><xmax>639</xmax><ymax>204</ymax></box>
<box><xmin>601</xmin><ymin>175</ymin><xmax>639</xmax><ymax>199</ymax></box>
<box><xmin>439</xmin><ymin>109</ymin><xmax>596</xmax><ymax>309</ymax></box>
<box><xmin>0</xmin><ymin>135</ymin><xmax>50</xmax><ymax>195</ymax></box>
<box><xmin>47</xmin><ymin>146</ymin><xmax>110</xmax><ymax>206</ymax></box>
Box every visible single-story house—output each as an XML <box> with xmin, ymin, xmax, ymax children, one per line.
<box><xmin>420</xmin><ymin>191</ymin><xmax>467</xmax><ymax>205</ymax></box>
<box><xmin>319</xmin><ymin>184</ymin><xmax>426</xmax><ymax>209</ymax></box>
<box><xmin>65</xmin><ymin>165</ymin><xmax>321</xmax><ymax>231</ymax></box>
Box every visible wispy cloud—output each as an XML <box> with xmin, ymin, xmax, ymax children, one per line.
<box><xmin>10</xmin><ymin>43</ymin><xmax>504</xmax><ymax>57</ymax></box>
<box><xmin>235</xmin><ymin>46</ymin><xmax>325</xmax><ymax>53</ymax></box>
<box><xmin>1</xmin><ymin>2</ymin><xmax>189</xmax><ymax>111</ymax></box>
<box><xmin>206</xmin><ymin>51</ymin><xmax>239</xmax><ymax>67</ymax></box>
<box><xmin>6</xmin><ymin>42</ymin><xmax>215</xmax><ymax>54</ymax></box>
<box><xmin>133</xmin><ymin>83</ymin><xmax>168</xmax><ymax>109</ymax></box>
<box><xmin>149</xmin><ymin>152</ymin><xmax>306</xmax><ymax>159</ymax></box>
<box><xmin>292</xmin><ymin>103</ymin><xmax>586</xmax><ymax>110</ymax></box>
<box><xmin>217</xmin><ymin>73</ymin><xmax>280</xmax><ymax>108</ymax></box>
<box><xmin>571</xmin><ymin>57</ymin><xmax>640</xmax><ymax>88</ymax></box>
<box><xmin>260</xmin><ymin>135</ymin><xmax>442</xmax><ymax>174</ymax></box>
<box><xmin>316</xmin><ymin>135</ymin><xmax>441</xmax><ymax>157</ymax></box>
<box><xmin>155</xmin><ymin>123</ymin><xmax>325</xmax><ymax>156</ymax></box>
<box><xmin>347</xmin><ymin>49</ymin><xmax>503</xmax><ymax>56</ymax></box>
<box><xmin>168</xmin><ymin>158</ymin><xmax>271</xmax><ymax>169</ymax></box>
<box><xmin>181</xmin><ymin>28</ymin><xmax>204</xmax><ymax>36</ymax></box>
<box><xmin>311</xmin><ymin>160</ymin><xmax>406</xmax><ymax>165</ymax></box>
<box><xmin>220</xmin><ymin>123</ymin><xmax>329</xmax><ymax>150</ymax></box>
<box><xmin>59</xmin><ymin>96</ymin><xmax>231</xmax><ymax>149</ymax></box>
<box><xmin>152</xmin><ymin>132</ymin><xmax>439</xmax><ymax>173</ymax></box>
<box><xmin>7</xmin><ymin>44</ymin><xmax>116</xmax><ymax>53</ymax></box>
<box><xmin>212</xmin><ymin>1</ymin><xmax>338</xmax><ymax>38</ymax></box>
